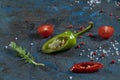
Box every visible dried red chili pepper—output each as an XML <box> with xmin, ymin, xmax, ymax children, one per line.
<box><xmin>70</xmin><ymin>62</ymin><xmax>104</xmax><ymax>73</ymax></box>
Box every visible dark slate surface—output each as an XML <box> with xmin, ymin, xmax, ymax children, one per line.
<box><xmin>0</xmin><ymin>0</ymin><xmax>120</xmax><ymax>80</ymax></box>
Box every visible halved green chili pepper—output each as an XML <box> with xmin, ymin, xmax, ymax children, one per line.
<box><xmin>42</xmin><ymin>21</ymin><xmax>93</xmax><ymax>54</ymax></box>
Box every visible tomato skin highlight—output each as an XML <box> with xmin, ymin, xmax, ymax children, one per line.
<box><xmin>70</xmin><ymin>62</ymin><xmax>104</xmax><ymax>73</ymax></box>
<box><xmin>37</xmin><ymin>24</ymin><xmax>54</xmax><ymax>38</ymax></box>
<box><xmin>98</xmin><ymin>26</ymin><xmax>114</xmax><ymax>39</ymax></box>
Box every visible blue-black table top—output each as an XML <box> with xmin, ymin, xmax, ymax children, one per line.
<box><xmin>0</xmin><ymin>0</ymin><xmax>120</xmax><ymax>80</ymax></box>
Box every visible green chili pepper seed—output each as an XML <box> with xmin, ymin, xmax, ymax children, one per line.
<box><xmin>42</xmin><ymin>21</ymin><xmax>93</xmax><ymax>54</ymax></box>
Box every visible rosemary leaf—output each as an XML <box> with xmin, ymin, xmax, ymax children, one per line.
<box><xmin>9</xmin><ymin>41</ymin><xmax>45</xmax><ymax>66</ymax></box>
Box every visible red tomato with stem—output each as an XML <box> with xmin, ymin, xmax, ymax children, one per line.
<box><xmin>98</xmin><ymin>26</ymin><xmax>114</xmax><ymax>39</ymax></box>
<box><xmin>37</xmin><ymin>24</ymin><xmax>54</xmax><ymax>38</ymax></box>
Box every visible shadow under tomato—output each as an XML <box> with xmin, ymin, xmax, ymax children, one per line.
<box><xmin>28</xmin><ymin>33</ymin><xmax>44</xmax><ymax>40</ymax></box>
<box><xmin>89</xmin><ymin>34</ymin><xmax>106</xmax><ymax>41</ymax></box>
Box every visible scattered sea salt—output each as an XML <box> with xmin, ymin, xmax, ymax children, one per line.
<box><xmin>115</xmin><ymin>48</ymin><xmax>118</xmax><ymax>51</ymax></box>
<box><xmin>118</xmin><ymin>59</ymin><xmax>120</xmax><ymax>62</ymax></box>
<box><xmin>98</xmin><ymin>54</ymin><xmax>100</xmax><ymax>56</ymax></box>
<box><xmin>75</xmin><ymin>0</ymin><xmax>80</xmax><ymax>3</ymax></box>
<box><xmin>106</xmin><ymin>54</ymin><xmax>109</xmax><ymax>57</ymax></box>
<box><xmin>115</xmin><ymin>42</ymin><xmax>119</xmax><ymax>45</ymax></box>
<box><xmin>90</xmin><ymin>51</ymin><xmax>93</xmax><ymax>56</ymax></box>
<box><xmin>95</xmin><ymin>50</ymin><xmax>98</xmax><ymax>52</ymax></box>
<box><xmin>99</xmin><ymin>49</ymin><xmax>102</xmax><ymax>52</ymax></box>
<box><xmin>5</xmin><ymin>46</ymin><xmax>8</xmax><ymax>49</ymax></box>
<box><xmin>30</xmin><ymin>43</ymin><xmax>34</xmax><ymax>46</ymax></box>
<box><xmin>116</xmin><ymin>51</ymin><xmax>119</xmax><ymax>55</ymax></box>
<box><xmin>99</xmin><ymin>46</ymin><xmax>102</xmax><ymax>49</ymax></box>
<box><xmin>88</xmin><ymin>48</ymin><xmax>91</xmax><ymax>51</ymax></box>
<box><xmin>109</xmin><ymin>48</ymin><xmax>112</xmax><ymax>50</ymax></box>
<box><xmin>103</xmin><ymin>49</ymin><xmax>107</xmax><ymax>53</ymax></box>
<box><xmin>115</xmin><ymin>1</ymin><xmax>120</xmax><ymax>7</ymax></box>
<box><xmin>69</xmin><ymin>76</ymin><xmax>73</xmax><ymax>80</ymax></box>
<box><xmin>87</xmin><ymin>55</ymin><xmax>90</xmax><ymax>57</ymax></box>
<box><xmin>107</xmin><ymin>50</ymin><xmax>110</xmax><ymax>53</ymax></box>
<box><xmin>96</xmin><ymin>58</ymin><xmax>99</xmax><ymax>60</ymax></box>
<box><xmin>111</xmin><ymin>53</ymin><xmax>114</xmax><ymax>55</ymax></box>
<box><xmin>82</xmin><ymin>50</ymin><xmax>85</xmax><ymax>52</ymax></box>
<box><xmin>92</xmin><ymin>55</ymin><xmax>95</xmax><ymax>57</ymax></box>
<box><xmin>15</xmin><ymin>37</ymin><xmax>18</xmax><ymax>40</ymax></box>
<box><xmin>79</xmin><ymin>53</ymin><xmax>83</xmax><ymax>56</ymax></box>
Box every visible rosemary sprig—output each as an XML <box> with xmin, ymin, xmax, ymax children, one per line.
<box><xmin>9</xmin><ymin>41</ymin><xmax>45</xmax><ymax>66</ymax></box>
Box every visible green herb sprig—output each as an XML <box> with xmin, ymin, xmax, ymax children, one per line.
<box><xmin>9</xmin><ymin>41</ymin><xmax>45</xmax><ymax>66</ymax></box>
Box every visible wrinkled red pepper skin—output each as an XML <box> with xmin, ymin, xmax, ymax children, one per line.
<box><xmin>70</xmin><ymin>62</ymin><xmax>104</xmax><ymax>73</ymax></box>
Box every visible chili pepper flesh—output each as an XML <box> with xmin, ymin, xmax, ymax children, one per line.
<box><xmin>70</xmin><ymin>62</ymin><xmax>104</xmax><ymax>73</ymax></box>
<box><xmin>42</xmin><ymin>21</ymin><xmax>93</xmax><ymax>53</ymax></box>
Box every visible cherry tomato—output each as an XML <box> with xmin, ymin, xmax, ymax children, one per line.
<box><xmin>37</xmin><ymin>24</ymin><xmax>54</xmax><ymax>38</ymax></box>
<box><xmin>70</xmin><ymin>62</ymin><xmax>104</xmax><ymax>73</ymax></box>
<box><xmin>98</xmin><ymin>26</ymin><xmax>114</xmax><ymax>39</ymax></box>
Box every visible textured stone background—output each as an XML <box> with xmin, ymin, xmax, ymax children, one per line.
<box><xmin>0</xmin><ymin>0</ymin><xmax>120</xmax><ymax>80</ymax></box>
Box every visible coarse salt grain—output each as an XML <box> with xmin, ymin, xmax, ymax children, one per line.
<box><xmin>103</xmin><ymin>49</ymin><xmax>107</xmax><ymax>53</ymax></box>
<box><xmin>114</xmin><ymin>40</ymin><xmax>117</xmax><ymax>42</ymax></box>
<box><xmin>109</xmin><ymin>48</ymin><xmax>112</xmax><ymax>50</ymax></box>
<box><xmin>106</xmin><ymin>54</ymin><xmax>109</xmax><ymax>57</ymax></box>
<box><xmin>118</xmin><ymin>59</ymin><xmax>120</xmax><ymax>62</ymax></box>
<box><xmin>107</xmin><ymin>50</ymin><xmax>110</xmax><ymax>53</ymax></box>
<box><xmin>115</xmin><ymin>42</ymin><xmax>119</xmax><ymax>45</ymax></box>
<box><xmin>112</xmin><ymin>43</ymin><xmax>115</xmax><ymax>47</ymax></box>
<box><xmin>98</xmin><ymin>54</ymin><xmax>100</xmax><ymax>56</ymax></box>
<box><xmin>115</xmin><ymin>48</ymin><xmax>118</xmax><ymax>51</ymax></box>
<box><xmin>30</xmin><ymin>43</ymin><xmax>34</xmax><ymax>46</ymax></box>
<box><xmin>88</xmin><ymin>48</ymin><xmax>91</xmax><ymax>51</ymax></box>
<box><xmin>116</xmin><ymin>51</ymin><xmax>119</xmax><ymax>55</ymax></box>
<box><xmin>5</xmin><ymin>46</ymin><xmax>8</xmax><ymax>49</ymax></box>
<box><xmin>96</xmin><ymin>58</ymin><xmax>99</xmax><ymax>60</ymax></box>
<box><xmin>90</xmin><ymin>51</ymin><xmax>93</xmax><ymax>56</ymax></box>
<box><xmin>99</xmin><ymin>49</ymin><xmax>102</xmax><ymax>52</ymax></box>
<box><xmin>82</xmin><ymin>50</ymin><xmax>85</xmax><ymax>52</ymax></box>
<box><xmin>87</xmin><ymin>55</ymin><xmax>90</xmax><ymax>57</ymax></box>
<box><xmin>15</xmin><ymin>37</ymin><xmax>18</xmax><ymax>40</ymax></box>
<box><xmin>92</xmin><ymin>55</ymin><xmax>95</xmax><ymax>57</ymax></box>
<box><xmin>99</xmin><ymin>46</ymin><xmax>102</xmax><ymax>49</ymax></box>
<box><xmin>69</xmin><ymin>76</ymin><xmax>73</xmax><ymax>80</ymax></box>
<box><xmin>111</xmin><ymin>53</ymin><xmax>114</xmax><ymax>55</ymax></box>
<box><xmin>79</xmin><ymin>53</ymin><xmax>83</xmax><ymax>56</ymax></box>
<box><xmin>95</xmin><ymin>50</ymin><xmax>98</xmax><ymax>52</ymax></box>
